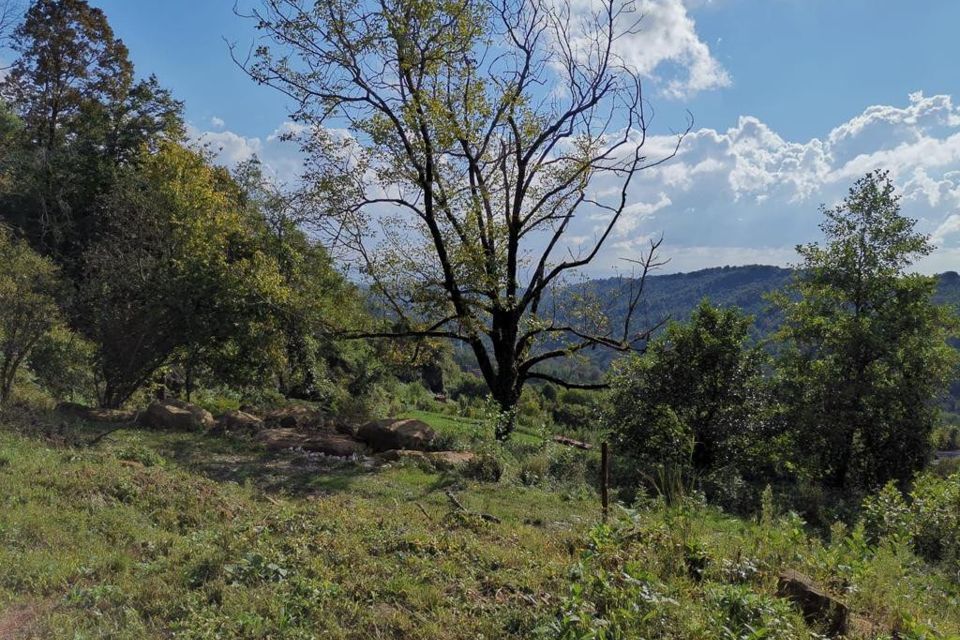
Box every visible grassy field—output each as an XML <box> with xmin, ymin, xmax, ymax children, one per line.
<box><xmin>0</xmin><ymin>409</ymin><xmax>596</xmax><ymax>639</ymax></box>
<box><xmin>1</xmin><ymin>407</ymin><xmax>959</xmax><ymax>639</ymax></box>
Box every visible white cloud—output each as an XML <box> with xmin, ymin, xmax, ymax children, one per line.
<box><xmin>210</xmin><ymin>116</ymin><xmax>226</xmax><ymax>130</ymax></box>
<box><xmin>187</xmin><ymin>121</ymin><xmax>305</xmax><ymax>184</ymax></box>
<box><xmin>195</xmin><ymin>93</ymin><xmax>960</xmax><ymax>277</ymax></box>
<box><xmin>615</xmin><ymin>0</ymin><xmax>730</xmax><ymax>98</ymax></box>
<box><xmin>562</xmin><ymin>0</ymin><xmax>730</xmax><ymax>98</ymax></box>
<box><xmin>597</xmin><ymin>92</ymin><xmax>960</xmax><ymax>274</ymax></box>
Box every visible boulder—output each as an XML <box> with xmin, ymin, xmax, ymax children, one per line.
<box><xmin>139</xmin><ymin>399</ymin><xmax>215</xmax><ymax>431</ymax></box>
<box><xmin>375</xmin><ymin>449</ymin><xmax>476</xmax><ymax>471</ymax></box>
<box><xmin>214</xmin><ymin>410</ymin><xmax>264</xmax><ymax>434</ymax></box>
<box><xmin>777</xmin><ymin>570</ymin><xmax>848</xmax><ymax>636</ymax></box>
<box><xmin>263</xmin><ymin>405</ymin><xmax>324</xmax><ymax>430</ymax></box>
<box><xmin>426</xmin><ymin>451</ymin><xmax>477</xmax><ymax>470</ymax></box>
<box><xmin>376</xmin><ymin>449</ymin><xmax>431</xmax><ymax>464</ymax></box>
<box><xmin>258</xmin><ymin>428</ymin><xmax>367</xmax><ymax>457</ymax></box>
<box><xmin>357</xmin><ymin>419</ymin><xmax>436</xmax><ymax>452</ymax></box>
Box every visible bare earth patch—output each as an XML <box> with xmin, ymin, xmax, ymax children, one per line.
<box><xmin>0</xmin><ymin>601</ymin><xmax>46</xmax><ymax>639</ymax></box>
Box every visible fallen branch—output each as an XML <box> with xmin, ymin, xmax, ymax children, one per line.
<box><xmin>415</xmin><ymin>502</ymin><xmax>433</xmax><ymax>522</ymax></box>
<box><xmin>445</xmin><ymin>490</ymin><xmax>501</xmax><ymax>524</ymax></box>
<box><xmin>552</xmin><ymin>435</ymin><xmax>593</xmax><ymax>450</ymax></box>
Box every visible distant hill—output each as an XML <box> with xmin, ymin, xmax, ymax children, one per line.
<box><xmin>586</xmin><ymin>264</ymin><xmax>960</xmax><ymax>340</ymax></box>
<box><xmin>513</xmin><ymin>265</ymin><xmax>960</xmax><ymax>389</ymax></box>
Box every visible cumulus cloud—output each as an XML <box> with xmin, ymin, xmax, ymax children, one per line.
<box><xmin>187</xmin><ymin>121</ymin><xmax>306</xmax><ymax>184</ymax></box>
<box><xmin>596</xmin><ymin>92</ymin><xmax>960</xmax><ymax>273</ymax></box>
<box><xmin>564</xmin><ymin>0</ymin><xmax>730</xmax><ymax>98</ymax></box>
<box><xmin>210</xmin><ymin>116</ymin><xmax>226</xmax><ymax>130</ymax></box>
<box><xmin>195</xmin><ymin>93</ymin><xmax>960</xmax><ymax>276</ymax></box>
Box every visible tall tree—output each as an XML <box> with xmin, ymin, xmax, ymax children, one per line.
<box><xmin>0</xmin><ymin>0</ymin><xmax>182</xmax><ymax>259</ymax></box>
<box><xmin>240</xmin><ymin>0</ymin><xmax>685</xmax><ymax>437</ymax></box>
<box><xmin>82</xmin><ymin>142</ymin><xmax>287</xmax><ymax>407</ymax></box>
<box><xmin>775</xmin><ymin>171</ymin><xmax>958</xmax><ymax>490</ymax></box>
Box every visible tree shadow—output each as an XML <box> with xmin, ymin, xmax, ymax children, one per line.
<box><xmin>151</xmin><ymin>433</ymin><xmax>376</xmax><ymax>497</ymax></box>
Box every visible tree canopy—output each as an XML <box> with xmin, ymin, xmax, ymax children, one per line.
<box><xmin>240</xmin><ymin>0</ymin><xmax>686</xmax><ymax>437</ymax></box>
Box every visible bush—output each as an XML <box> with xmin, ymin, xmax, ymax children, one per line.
<box><xmin>862</xmin><ymin>472</ymin><xmax>960</xmax><ymax>570</ymax></box>
<box><xmin>27</xmin><ymin>324</ymin><xmax>97</xmax><ymax>403</ymax></box>
<box><xmin>931</xmin><ymin>425</ymin><xmax>960</xmax><ymax>451</ymax></box>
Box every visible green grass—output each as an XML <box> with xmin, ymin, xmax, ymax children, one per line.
<box><xmin>1</xmin><ymin>408</ymin><xmax>959</xmax><ymax>638</ymax></box>
<box><xmin>0</xmin><ymin>410</ymin><xmax>594</xmax><ymax>638</ymax></box>
<box><xmin>401</xmin><ymin>409</ymin><xmax>544</xmax><ymax>446</ymax></box>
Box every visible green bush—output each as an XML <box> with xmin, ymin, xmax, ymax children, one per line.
<box><xmin>26</xmin><ymin>324</ymin><xmax>97</xmax><ymax>404</ymax></box>
<box><xmin>931</xmin><ymin>425</ymin><xmax>960</xmax><ymax>451</ymax></box>
<box><xmin>862</xmin><ymin>472</ymin><xmax>960</xmax><ymax>570</ymax></box>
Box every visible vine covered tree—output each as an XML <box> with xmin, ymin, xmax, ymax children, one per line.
<box><xmin>240</xmin><ymin>0</ymin><xmax>685</xmax><ymax>437</ymax></box>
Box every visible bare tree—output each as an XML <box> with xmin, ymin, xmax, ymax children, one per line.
<box><xmin>237</xmin><ymin>0</ymin><xmax>688</xmax><ymax>437</ymax></box>
<box><xmin>0</xmin><ymin>0</ymin><xmax>22</xmax><ymax>51</ymax></box>
<box><xmin>0</xmin><ymin>0</ymin><xmax>21</xmax><ymax>46</ymax></box>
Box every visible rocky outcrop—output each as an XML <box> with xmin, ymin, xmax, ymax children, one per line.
<box><xmin>258</xmin><ymin>428</ymin><xmax>367</xmax><ymax>457</ymax></box>
<box><xmin>376</xmin><ymin>449</ymin><xmax>476</xmax><ymax>471</ymax></box>
<box><xmin>777</xmin><ymin>570</ymin><xmax>848</xmax><ymax>636</ymax></box>
<box><xmin>214</xmin><ymin>410</ymin><xmax>264</xmax><ymax>434</ymax></box>
<box><xmin>357</xmin><ymin>419</ymin><xmax>436</xmax><ymax>452</ymax></box>
<box><xmin>139</xmin><ymin>399</ymin><xmax>215</xmax><ymax>431</ymax></box>
<box><xmin>263</xmin><ymin>405</ymin><xmax>325</xmax><ymax>429</ymax></box>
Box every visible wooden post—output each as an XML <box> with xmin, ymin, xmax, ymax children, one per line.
<box><xmin>601</xmin><ymin>441</ymin><xmax>609</xmax><ymax>522</ymax></box>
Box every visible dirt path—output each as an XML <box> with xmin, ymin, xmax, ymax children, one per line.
<box><xmin>0</xmin><ymin>602</ymin><xmax>43</xmax><ymax>639</ymax></box>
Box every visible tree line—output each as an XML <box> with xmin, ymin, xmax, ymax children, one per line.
<box><xmin>0</xmin><ymin>0</ymin><xmax>956</xmax><ymax>505</ymax></box>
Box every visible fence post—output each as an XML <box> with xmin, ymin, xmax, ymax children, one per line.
<box><xmin>601</xmin><ymin>441</ymin><xmax>609</xmax><ymax>522</ymax></box>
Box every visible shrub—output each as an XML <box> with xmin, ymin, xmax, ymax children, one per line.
<box><xmin>862</xmin><ymin>472</ymin><xmax>960</xmax><ymax>570</ymax></box>
<box><xmin>27</xmin><ymin>324</ymin><xmax>97</xmax><ymax>403</ymax></box>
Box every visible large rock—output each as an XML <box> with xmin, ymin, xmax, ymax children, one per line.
<box><xmin>777</xmin><ymin>570</ymin><xmax>848</xmax><ymax>636</ymax></box>
<box><xmin>214</xmin><ymin>410</ymin><xmax>264</xmax><ymax>434</ymax></box>
<box><xmin>139</xmin><ymin>399</ymin><xmax>215</xmax><ymax>431</ymax></box>
<box><xmin>377</xmin><ymin>450</ymin><xmax>477</xmax><ymax>471</ymax></box>
<box><xmin>427</xmin><ymin>451</ymin><xmax>477</xmax><ymax>470</ymax></box>
<box><xmin>357</xmin><ymin>419</ymin><xmax>436</xmax><ymax>452</ymax></box>
<box><xmin>258</xmin><ymin>428</ymin><xmax>367</xmax><ymax>457</ymax></box>
<box><xmin>263</xmin><ymin>405</ymin><xmax>324</xmax><ymax>429</ymax></box>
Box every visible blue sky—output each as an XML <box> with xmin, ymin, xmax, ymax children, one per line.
<box><xmin>80</xmin><ymin>0</ymin><xmax>960</xmax><ymax>273</ymax></box>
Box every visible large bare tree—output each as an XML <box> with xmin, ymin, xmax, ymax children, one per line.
<box><xmin>238</xmin><ymin>0</ymin><xmax>687</xmax><ymax>437</ymax></box>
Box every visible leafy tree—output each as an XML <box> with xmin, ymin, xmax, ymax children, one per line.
<box><xmin>606</xmin><ymin>301</ymin><xmax>774</xmax><ymax>481</ymax></box>
<box><xmin>239</xmin><ymin>0</ymin><xmax>685</xmax><ymax>438</ymax></box>
<box><xmin>775</xmin><ymin>171</ymin><xmax>958</xmax><ymax>490</ymax></box>
<box><xmin>0</xmin><ymin>225</ymin><xmax>63</xmax><ymax>404</ymax></box>
<box><xmin>82</xmin><ymin>142</ymin><xmax>287</xmax><ymax>407</ymax></box>
<box><xmin>233</xmin><ymin>158</ymin><xmax>379</xmax><ymax>405</ymax></box>
<box><xmin>0</xmin><ymin>0</ymin><xmax>182</xmax><ymax>260</ymax></box>
<box><xmin>27</xmin><ymin>323</ymin><xmax>97</xmax><ymax>403</ymax></box>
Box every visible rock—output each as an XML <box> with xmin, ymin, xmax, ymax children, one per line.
<box><xmin>426</xmin><ymin>451</ymin><xmax>477</xmax><ymax>470</ymax></box>
<box><xmin>376</xmin><ymin>449</ymin><xmax>431</xmax><ymax>464</ymax></box>
<box><xmin>777</xmin><ymin>570</ymin><xmax>848</xmax><ymax>636</ymax></box>
<box><xmin>214</xmin><ymin>410</ymin><xmax>264</xmax><ymax>434</ymax></box>
<box><xmin>258</xmin><ymin>428</ymin><xmax>367</xmax><ymax>457</ymax></box>
<box><xmin>263</xmin><ymin>405</ymin><xmax>324</xmax><ymax>430</ymax></box>
<box><xmin>139</xmin><ymin>399</ymin><xmax>215</xmax><ymax>431</ymax></box>
<box><xmin>357</xmin><ymin>419</ymin><xmax>436</xmax><ymax>452</ymax></box>
<box><xmin>376</xmin><ymin>449</ymin><xmax>476</xmax><ymax>471</ymax></box>
<box><xmin>56</xmin><ymin>402</ymin><xmax>135</xmax><ymax>423</ymax></box>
